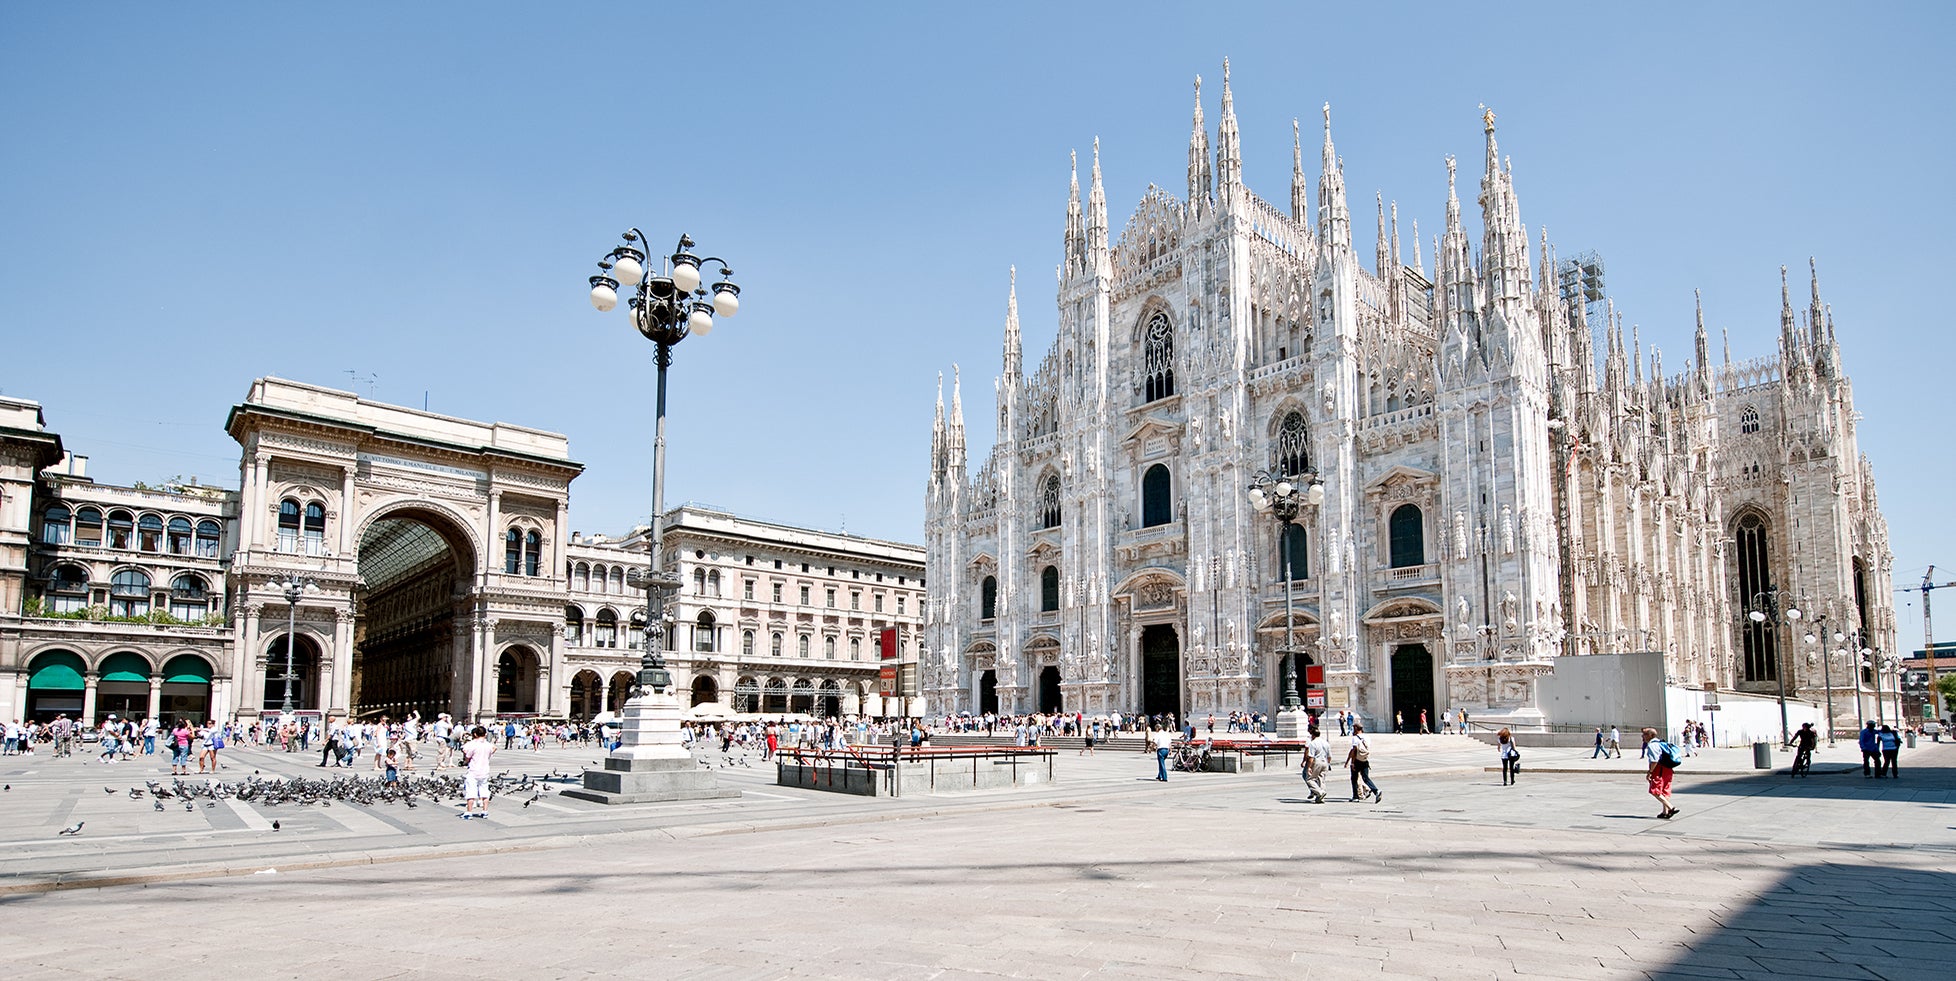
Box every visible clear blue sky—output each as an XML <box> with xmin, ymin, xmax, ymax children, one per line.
<box><xmin>4</xmin><ymin>4</ymin><xmax>1952</xmax><ymax>646</ymax></box>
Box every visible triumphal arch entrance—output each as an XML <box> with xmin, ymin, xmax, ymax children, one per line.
<box><xmin>225</xmin><ymin>378</ymin><xmax>582</xmax><ymax>722</ymax></box>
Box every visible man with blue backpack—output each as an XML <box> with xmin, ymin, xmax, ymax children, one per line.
<box><xmin>1641</xmin><ymin>727</ymin><xmax>1682</xmax><ymax>819</ymax></box>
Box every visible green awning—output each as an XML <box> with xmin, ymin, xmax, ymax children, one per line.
<box><xmin>27</xmin><ymin>652</ymin><xmax>86</xmax><ymax>690</ymax></box>
<box><xmin>161</xmin><ymin>655</ymin><xmax>213</xmax><ymax>685</ymax></box>
<box><xmin>99</xmin><ymin>651</ymin><xmax>150</xmax><ymax>683</ymax></box>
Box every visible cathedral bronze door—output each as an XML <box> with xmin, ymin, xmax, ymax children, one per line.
<box><xmin>979</xmin><ymin>670</ymin><xmax>998</xmax><ymax>715</ymax></box>
<box><xmin>1141</xmin><ymin>624</ymin><xmax>1181</xmax><ymax>719</ymax></box>
<box><xmin>1390</xmin><ymin>644</ymin><xmax>1435</xmax><ymax>733</ymax></box>
<box><xmin>1038</xmin><ymin>665</ymin><xmax>1063</xmax><ymax>713</ymax></box>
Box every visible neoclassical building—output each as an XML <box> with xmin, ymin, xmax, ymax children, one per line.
<box><xmin>1</xmin><ymin>379</ymin><xmax>924</xmax><ymax>725</ymax></box>
<box><xmin>922</xmin><ymin>69</ymin><xmax>1897</xmax><ymax>730</ymax></box>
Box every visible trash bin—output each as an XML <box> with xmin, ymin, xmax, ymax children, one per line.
<box><xmin>1752</xmin><ymin>741</ymin><xmax>1773</xmax><ymax>769</ymax></box>
<box><xmin>1907</xmin><ymin>731</ymin><xmax>1918</xmax><ymax>749</ymax></box>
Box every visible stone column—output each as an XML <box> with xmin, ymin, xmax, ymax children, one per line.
<box><xmin>331</xmin><ymin>608</ymin><xmax>355</xmax><ymax>715</ymax></box>
<box><xmin>472</xmin><ymin>614</ymin><xmax>494</xmax><ymax>721</ymax></box>
<box><xmin>485</xmin><ymin>489</ymin><xmax>503</xmax><ymax>577</ymax></box>
<box><xmin>147</xmin><ymin>677</ymin><xmax>162</xmax><ymax>722</ymax></box>
<box><xmin>81</xmin><ymin>673</ymin><xmax>98</xmax><ymax>724</ymax></box>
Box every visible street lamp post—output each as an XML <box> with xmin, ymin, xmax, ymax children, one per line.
<box><xmin>1248</xmin><ymin>469</ymin><xmax>1324</xmax><ymax>739</ymax></box>
<box><xmin>270</xmin><ymin>577</ymin><xmax>320</xmax><ymax>717</ymax></box>
<box><xmin>1746</xmin><ymin>588</ymin><xmax>1801</xmax><ymax>745</ymax></box>
<box><xmin>588</xmin><ymin>229</ymin><xmax>740</xmax><ymax>698</ymax></box>
<box><xmin>568</xmin><ymin>227</ymin><xmax>741</xmax><ymax>805</ymax></box>
<box><xmin>1802</xmin><ymin>617</ymin><xmax>1838</xmax><ymax>746</ymax></box>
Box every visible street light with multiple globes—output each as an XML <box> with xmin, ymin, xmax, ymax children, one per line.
<box><xmin>1247</xmin><ymin>470</ymin><xmax>1324</xmax><ymax>721</ymax></box>
<box><xmin>1746</xmin><ymin>588</ymin><xmax>1801</xmax><ymax>745</ymax></box>
<box><xmin>586</xmin><ymin>229</ymin><xmax>740</xmax><ymax>695</ymax></box>
<box><xmin>270</xmin><ymin>576</ymin><xmax>320</xmax><ymax>716</ymax></box>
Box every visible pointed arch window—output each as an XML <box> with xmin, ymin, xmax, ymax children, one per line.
<box><xmin>1039</xmin><ymin>473</ymin><xmax>1062</xmax><ymax>530</ymax></box>
<box><xmin>980</xmin><ymin>575</ymin><xmax>997</xmax><ymax>620</ymax></box>
<box><xmin>1143</xmin><ymin>311</ymin><xmax>1176</xmax><ymax>402</ymax></box>
<box><xmin>1388</xmin><ymin>504</ymin><xmax>1425</xmax><ymax>568</ymax></box>
<box><xmin>1040</xmin><ymin>565</ymin><xmax>1060</xmax><ymax>612</ymax></box>
<box><xmin>1740</xmin><ymin>405</ymin><xmax>1760</xmax><ymax>434</ymax></box>
<box><xmin>1141</xmin><ymin>464</ymin><xmax>1173</xmax><ymax>527</ymax></box>
<box><xmin>1276</xmin><ymin>411</ymin><xmax>1311</xmax><ymax>475</ymax></box>
<box><xmin>1736</xmin><ymin>513</ymin><xmax>1778</xmax><ymax>683</ymax></box>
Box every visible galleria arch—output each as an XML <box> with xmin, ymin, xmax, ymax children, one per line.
<box><xmin>227</xmin><ymin>378</ymin><xmax>582</xmax><ymax>722</ymax></box>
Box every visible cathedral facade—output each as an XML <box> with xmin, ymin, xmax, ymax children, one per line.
<box><xmin>922</xmin><ymin>68</ymin><xmax>1897</xmax><ymax>730</ymax></box>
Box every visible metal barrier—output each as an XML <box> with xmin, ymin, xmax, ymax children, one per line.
<box><xmin>782</xmin><ymin>745</ymin><xmax>1057</xmax><ymax>797</ymax></box>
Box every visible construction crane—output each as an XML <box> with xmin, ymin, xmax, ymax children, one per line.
<box><xmin>1907</xmin><ymin>566</ymin><xmax>1956</xmax><ymax>720</ymax></box>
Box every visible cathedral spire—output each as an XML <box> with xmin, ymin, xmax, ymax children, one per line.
<box><xmin>1779</xmin><ymin>263</ymin><xmax>1802</xmax><ymax>366</ymax></box>
<box><xmin>931</xmin><ymin>370</ymin><xmax>945</xmax><ymax>467</ymax></box>
<box><xmin>1187</xmin><ymin>75</ymin><xmax>1212</xmax><ymax>215</ymax></box>
<box><xmin>1412</xmin><ymin>219</ymin><xmax>1424</xmax><ymax>278</ymax></box>
<box><xmin>1317</xmin><ymin>103</ymin><xmax>1350</xmax><ymax>249</ymax></box>
<box><xmin>1632</xmin><ymin>324</ymin><xmax>1644</xmax><ymax>387</ymax></box>
<box><xmin>1064</xmin><ymin>150</ymin><xmax>1084</xmax><ymax>275</ymax></box>
<box><xmin>1087</xmin><ymin>137</ymin><xmax>1109</xmax><ymax>265</ymax></box>
<box><xmin>948</xmin><ymin>363</ymin><xmax>965</xmax><ymax>460</ymax></box>
<box><xmin>1215</xmin><ymin>58</ymin><xmax>1241</xmax><ymax>192</ymax></box>
<box><xmin>1390</xmin><ymin>201</ymin><xmax>1402</xmax><ymax>269</ymax></box>
<box><xmin>1808</xmin><ymin>256</ymin><xmax>1826</xmax><ymax>346</ymax></box>
<box><xmin>1290</xmin><ymin>118</ymin><xmax>1308</xmax><ymax>223</ymax></box>
<box><xmin>1477</xmin><ymin>105</ymin><xmax>1527</xmax><ymax>304</ymax></box>
<box><xmin>1003</xmin><ymin>266</ymin><xmax>1022</xmax><ymax>379</ymax></box>
<box><xmin>1694</xmin><ymin>289</ymin><xmax>1713</xmax><ymax>398</ymax></box>
<box><xmin>1375</xmin><ymin>192</ymin><xmax>1389</xmax><ymax>276</ymax></box>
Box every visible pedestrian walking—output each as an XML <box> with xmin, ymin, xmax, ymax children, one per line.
<box><xmin>461</xmin><ymin>726</ymin><xmax>495</xmax><ymax>819</ymax></box>
<box><xmin>1419</xmin><ymin>709</ymin><xmax>1430</xmax><ymax>735</ymax></box>
<box><xmin>1859</xmin><ymin>721</ymin><xmax>1881</xmax><ymax>777</ymax></box>
<box><xmin>1790</xmin><ymin>723</ymin><xmax>1818</xmax><ymax>777</ymax></box>
<box><xmin>169</xmin><ymin>720</ymin><xmax>193</xmax><ymax>775</ymax></box>
<box><xmin>1394</xmin><ymin>710</ymin><xmax>1404</xmax><ymax>733</ymax></box>
<box><xmin>1591</xmin><ymin>726</ymin><xmax>1608</xmax><ymax>759</ymax></box>
<box><xmin>1345</xmin><ymin>722</ymin><xmax>1381</xmax><ymax>803</ymax></box>
<box><xmin>1149</xmin><ymin>727</ymin><xmax>1172</xmax><ymax>782</ymax></box>
<box><xmin>1497</xmin><ymin>728</ymin><xmax>1521</xmax><ymax>785</ymax></box>
<box><xmin>1641</xmin><ymin>726</ymin><xmax>1680</xmax><ymax>819</ymax></box>
<box><xmin>1303</xmin><ymin>725</ymin><xmax>1330</xmax><ymax>803</ymax></box>
<box><xmin>1878</xmin><ymin>725</ymin><xmax>1901</xmax><ymax>777</ymax></box>
<box><xmin>1607</xmin><ymin>725</ymin><xmax>1623</xmax><ymax>758</ymax></box>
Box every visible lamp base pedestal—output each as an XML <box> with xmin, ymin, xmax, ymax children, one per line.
<box><xmin>1273</xmin><ymin>707</ymin><xmax>1311</xmax><ymax>740</ymax></box>
<box><xmin>561</xmin><ymin>689</ymin><xmax>738</xmax><ymax>805</ymax></box>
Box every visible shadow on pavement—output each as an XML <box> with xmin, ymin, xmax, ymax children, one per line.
<box><xmin>1675</xmin><ymin>748</ymin><xmax>1956</xmax><ymax>805</ymax></box>
<box><xmin>1650</xmin><ymin>862</ymin><xmax>1956</xmax><ymax>981</ymax></box>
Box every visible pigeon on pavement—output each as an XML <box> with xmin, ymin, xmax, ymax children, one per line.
<box><xmin>58</xmin><ymin>822</ymin><xmax>83</xmax><ymax>836</ymax></box>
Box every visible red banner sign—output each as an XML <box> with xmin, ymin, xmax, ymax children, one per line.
<box><xmin>879</xmin><ymin>627</ymin><xmax>897</xmax><ymax>660</ymax></box>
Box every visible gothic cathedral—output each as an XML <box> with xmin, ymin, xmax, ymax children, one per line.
<box><xmin>922</xmin><ymin>66</ymin><xmax>1896</xmax><ymax>730</ymax></box>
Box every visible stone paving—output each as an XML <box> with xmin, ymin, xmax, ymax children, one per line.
<box><xmin>0</xmin><ymin>735</ymin><xmax>1950</xmax><ymax>979</ymax></box>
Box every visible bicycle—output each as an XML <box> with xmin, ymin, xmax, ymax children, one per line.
<box><xmin>1171</xmin><ymin>745</ymin><xmax>1210</xmax><ymax>772</ymax></box>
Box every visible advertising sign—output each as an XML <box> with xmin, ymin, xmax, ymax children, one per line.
<box><xmin>879</xmin><ymin>627</ymin><xmax>897</xmax><ymax>660</ymax></box>
<box><xmin>879</xmin><ymin>664</ymin><xmax>897</xmax><ymax>695</ymax></box>
<box><xmin>1306</xmin><ymin>690</ymin><xmax>1326</xmax><ymax>709</ymax></box>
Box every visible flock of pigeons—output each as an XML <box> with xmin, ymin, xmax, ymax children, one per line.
<box><xmin>48</xmin><ymin>769</ymin><xmax>582</xmax><ymax>836</ymax></box>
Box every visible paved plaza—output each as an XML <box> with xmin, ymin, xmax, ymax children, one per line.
<box><xmin>1</xmin><ymin>734</ymin><xmax>1951</xmax><ymax>979</ymax></box>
